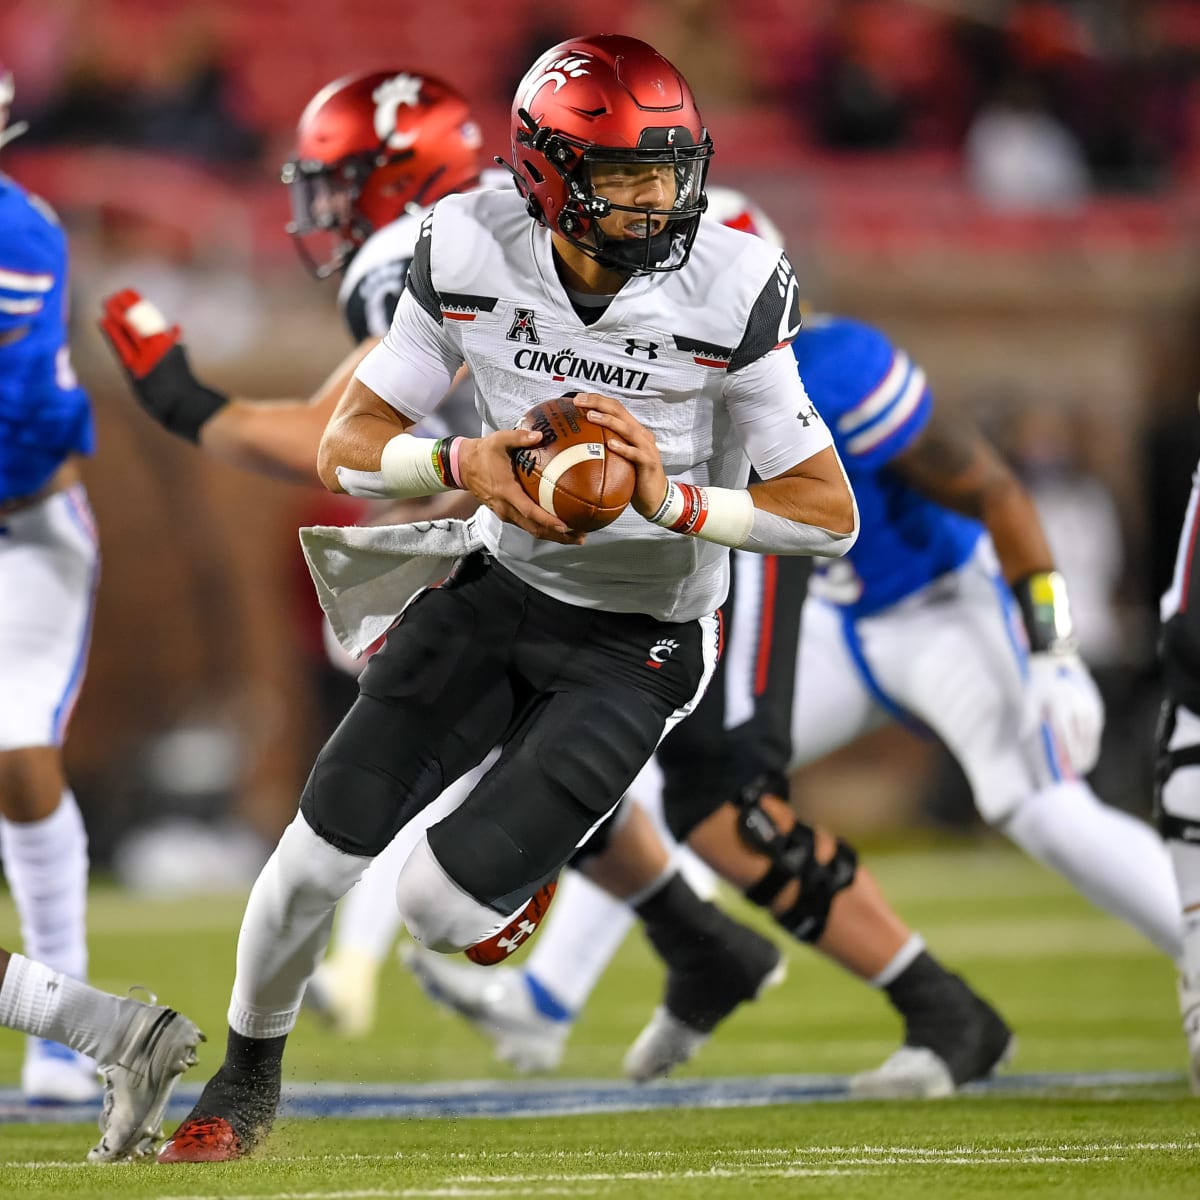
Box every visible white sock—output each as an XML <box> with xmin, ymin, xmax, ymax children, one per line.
<box><xmin>867</xmin><ymin>932</ymin><xmax>926</xmax><ymax>988</ymax></box>
<box><xmin>1001</xmin><ymin>780</ymin><xmax>1183</xmax><ymax>961</ymax></box>
<box><xmin>524</xmin><ymin>869</ymin><xmax>637</xmax><ymax>1015</ymax></box>
<box><xmin>333</xmin><ymin>837</ymin><xmax>411</xmax><ymax>963</ymax></box>
<box><xmin>0</xmin><ymin>791</ymin><xmax>89</xmax><ymax>980</ymax></box>
<box><xmin>676</xmin><ymin>845</ymin><xmax>720</xmax><ymax>900</ymax></box>
<box><xmin>228</xmin><ymin>814</ymin><xmax>370</xmax><ymax>1039</ymax></box>
<box><xmin>1161</xmin><ymin>706</ymin><xmax>1200</xmax><ymax>982</ymax></box>
<box><xmin>0</xmin><ymin>953</ymin><xmax>132</xmax><ymax>1061</ymax></box>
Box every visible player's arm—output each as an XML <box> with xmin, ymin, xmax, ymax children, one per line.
<box><xmin>586</xmin><ymin>386</ymin><xmax>855</xmax><ymax>553</ymax></box>
<box><xmin>319</xmin><ymin>291</ymin><xmax>583</xmax><ymax>546</ymax></box>
<box><xmin>890</xmin><ymin>413</ymin><xmax>1078</xmax><ymax>649</ymax></box>
<box><xmin>891</xmin><ymin>410</ymin><xmax>1103</xmax><ymax>770</ymax></box>
<box><xmin>201</xmin><ymin>341</ymin><xmax>377</xmax><ymax>483</ymax></box>
<box><xmin>99</xmin><ymin>289</ymin><xmax>371</xmax><ymax>486</ymax></box>
<box><xmin>585</xmin><ymin>247</ymin><xmax>855</xmax><ymax>556</ymax></box>
<box><xmin>890</xmin><ymin>413</ymin><xmax>1056</xmax><ymax>586</ymax></box>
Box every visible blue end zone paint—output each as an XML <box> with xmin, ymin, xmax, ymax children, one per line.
<box><xmin>0</xmin><ymin>1070</ymin><xmax>1183</xmax><ymax>1125</ymax></box>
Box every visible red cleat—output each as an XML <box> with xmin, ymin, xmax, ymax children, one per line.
<box><xmin>156</xmin><ymin>1115</ymin><xmax>243</xmax><ymax>1163</ymax></box>
<box><xmin>465</xmin><ymin>878</ymin><xmax>558</xmax><ymax>966</ymax></box>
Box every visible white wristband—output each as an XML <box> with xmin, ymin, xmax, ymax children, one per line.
<box><xmin>648</xmin><ymin>482</ymin><xmax>755</xmax><ymax>548</ymax></box>
<box><xmin>335</xmin><ymin>433</ymin><xmax>455</xmax><ymax>499</ymax></box>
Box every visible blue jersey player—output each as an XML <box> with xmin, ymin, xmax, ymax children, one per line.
<box><xmin>0</xmin><ymin>66</ymin><xmax>100</xmax><ymax>1104</ymax></box>
<box><xmin>787</xmin><ymin>316</ymin><xmax>1183</xmax><ymax>1070</ymax></box>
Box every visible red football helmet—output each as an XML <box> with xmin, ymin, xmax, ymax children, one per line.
<box><xmin>282</xmin><ymin>69</ymin><xmax>483</xmax><ymax>277</ymax></box>
<box><xmin>502</xmin><ymin>34</ymin><xmax>713</xmax><ymax>275</ymax></box>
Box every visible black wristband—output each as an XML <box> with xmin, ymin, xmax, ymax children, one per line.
<box><xmin>1013</xmin><ymin>570</ymin><xmax>1076</xmax><ymax>654</ymax></box>
<box><xmin>132</xmin><ymin>344</ymin><xmax>229</xmax><ymax>443</ymax></box>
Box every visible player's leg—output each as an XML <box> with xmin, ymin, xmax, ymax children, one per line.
<box><xmin>304</xmin><ymin>753</ymin><xmax>495</xmax><ymax>1037</ymax></box>
<box><xmin>0</xmin><ymin>487</ymin><xmax>99</xmax><ymax>1102</ymax></box>
<box><xmin>161</xmin><ymin>563</ymin><xmax>524</xmax><ymax>1161</ymax></box>
<box><xmin>878</xmin><ymin>546</ymin><xmax>1182</xmax><ymax>959</ymax></box>
<box><xmin>0</xmin><ymin>946</ymin><xmax>204</xmax><ymax>1160</ymax></box>
<box><xmin>405</xmin><ymin>794</ymin><xmax>782</xmax><ymax>1077</ymax></box>
<box><xmin>679</xmin><ymin>593</ymin><xmax>1011</xmax><ymax>1096</ymax></box>
<box><xmin>1157</xmin><ymin>463</ymin><xmax>1200</xmax><ymax>1089</ymax></box>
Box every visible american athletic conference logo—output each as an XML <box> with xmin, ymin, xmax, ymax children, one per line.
<box><xmin>645</xmin><ymin>637</ymin><xmax>680</xmax><ymax>670</ymax></box>
<box><xmin>506</xmin><ymin>308</ymin><xmax>541</xmax><ymax>344</ymax></box>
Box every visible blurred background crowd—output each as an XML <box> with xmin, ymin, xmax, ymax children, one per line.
<box><xmin>4</xmin><ymin>0</ymin><xmax>1200</xmax><ymax>889</ymax></box>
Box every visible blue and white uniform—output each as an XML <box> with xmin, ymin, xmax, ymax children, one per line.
<box><xmin>789</xmin><ymin>316</ymin><xmax>1071</xmax><ymax>821</ymax></box>
<box><xmin>0</xmin><ymin>174</ymin><xmax>98</xmax><ymax>750</ymax></box>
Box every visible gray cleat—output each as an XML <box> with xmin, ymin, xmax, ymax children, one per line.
<box><xmin>87</xmin><ymin>997</ymin><xmax>205</xmax><ymax>1163</ymax></box>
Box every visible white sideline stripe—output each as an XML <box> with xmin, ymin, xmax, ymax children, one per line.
<box><xmin>14</xmin><ymin>1141</ymin><xmax>1200</xmax><ymax>1176</ymax></box>
<box><xmin>537</xmin><ymin>442</ymin><xmax>605</xmax><ymax>518</ymax></box>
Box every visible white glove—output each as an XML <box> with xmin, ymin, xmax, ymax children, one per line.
<box><xmin>1024</xmin><ymin>651</ymin><xmax>1105</xmax><ymax>776</ymax></box>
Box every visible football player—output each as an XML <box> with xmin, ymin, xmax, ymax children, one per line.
<box><xmin>1155</xmin><ymin>440</ymin><xmax>1200</xmax><ymax>1091</ymax></box>
<box><xmin>101</xmin><ymin>68</ymin><xmax>800</xmax><ymax>1054</ymax></box>
<box><xmin>146</xmin><ymin>33</ymin><xmax>860</xmax><ymax>1161</ymax></box>
<box><xmin>410</xmin><ymin>311</ymin><xmax>1184</xmax><ymax>1094</ymax></box>
<box><xmin>0</xmin><ymin>63</ymin><xmax>102</xmax><ymax>1103</ymax></box>
<box><xmin>105</xmin><ymin>72</ymin><xmax>1010</xmax><ymax>1107</ymax></box>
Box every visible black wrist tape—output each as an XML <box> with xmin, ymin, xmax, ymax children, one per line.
<box><xmin>1013</xmin><ymin>570</ymin><xmax>1076</xmax><ymax>654</ymax></box>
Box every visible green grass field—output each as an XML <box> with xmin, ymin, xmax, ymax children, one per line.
<box><xmin>1</xmin><ymin>836</ymin><xmax>1195</xmax><ymax>1197</ymax></box>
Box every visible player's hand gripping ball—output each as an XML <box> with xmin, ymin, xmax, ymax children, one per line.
<box><xmin>510</xmin><ymin>394</ymin><xmax>636</xmax><ymax>532</ymax></box>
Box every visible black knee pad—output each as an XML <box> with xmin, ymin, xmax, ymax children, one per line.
<box><xmin>735</xmin><ymin>778</ymin><xmax>858</xmax><ymax>943</ymax></box>
<box><xmin>299</xmin><ymin>696</ymin><xmax>445</xmax><ymax>857</ymax></box>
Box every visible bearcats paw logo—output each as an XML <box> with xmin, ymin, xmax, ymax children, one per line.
<box><xmin>645</xmin><ymin>638</ymin><xmax>680</xmax><ymax>669</ymax></box>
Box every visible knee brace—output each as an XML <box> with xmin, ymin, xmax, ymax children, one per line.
<box><xmin>1156</xmin><ymin>701</ymin><xmax>1200</xmax><ymax>845</ymax></box>
<box><xmin>735</xmin><ymin>777</ymin><xmax>858</xmax><ymax>943</ymax></box>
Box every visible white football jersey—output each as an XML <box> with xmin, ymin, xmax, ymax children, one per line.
<box><xmin>355</xmin><ymin>187</ymin><xmax>831</xmax><ymax>621</ymax></box>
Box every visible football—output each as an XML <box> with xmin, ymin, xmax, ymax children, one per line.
<box><xmin>510</xmin><ymin>394</ymin><xmax>636</xmax><ymax>532</ymax></box>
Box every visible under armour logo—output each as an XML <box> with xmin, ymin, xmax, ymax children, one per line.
<box><xmin>796</xmin><ymin>404</ymin><xmax>820</xmax><ymax>427</ymax></box>
<box><xmin>624</xmin><ymin>339</ymin><xmax>658</xmax><ymax>360</ymax></box>
<box><xmin>645</xmin><ymin>637</ymin><xmax>680</xmax><ymax>669</ymax></box>
<box><xmin>506</xmin><ymin>308</ymin><xmax>541</xmax><ymax>344</ymax></box>
<box><xmin>497</xmin><ymin>918</ymin><xmax>538</xmax><ymax>953</ymax></box>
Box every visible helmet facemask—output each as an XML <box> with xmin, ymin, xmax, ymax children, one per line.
<box><xmin>281</xmin><ymin>150</ymin><xmax>453</xmax><ymax>279</ymax></box>
<box><xmin>514</xmin><ymin>109</ymin><xmax>712</xmax><ymax>276</ymax></box>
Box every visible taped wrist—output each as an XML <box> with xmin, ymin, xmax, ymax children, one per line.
<box><xmin>381</xmin><ymin>433</ymin><xmax>463</xmax><ymax>495</ymax></box>
<box><xmin>133</xmin><ymin>345</ymin><xmax>228</xmax><ymax>443</ymax></box>
<box><xmin>1013</xmin><ymin>570</ymin><xmax>1076</xmax><ymax>654</ymax></box>
<box><xmin>648</xmin><ymin>481</ymin><xmax>755</xmax><ymax>547</ymax></box>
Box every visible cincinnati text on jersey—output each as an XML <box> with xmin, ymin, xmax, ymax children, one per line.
<box><xmin>513</xmin><ymin>347</ymin><xmax>651</xmax><ymax>391</ymax></box>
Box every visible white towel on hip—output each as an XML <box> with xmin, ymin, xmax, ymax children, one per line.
<box><xmin>299</xmin><ymin>515</ymin><xmax>483</xmax><ymax>656</ymax></box>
